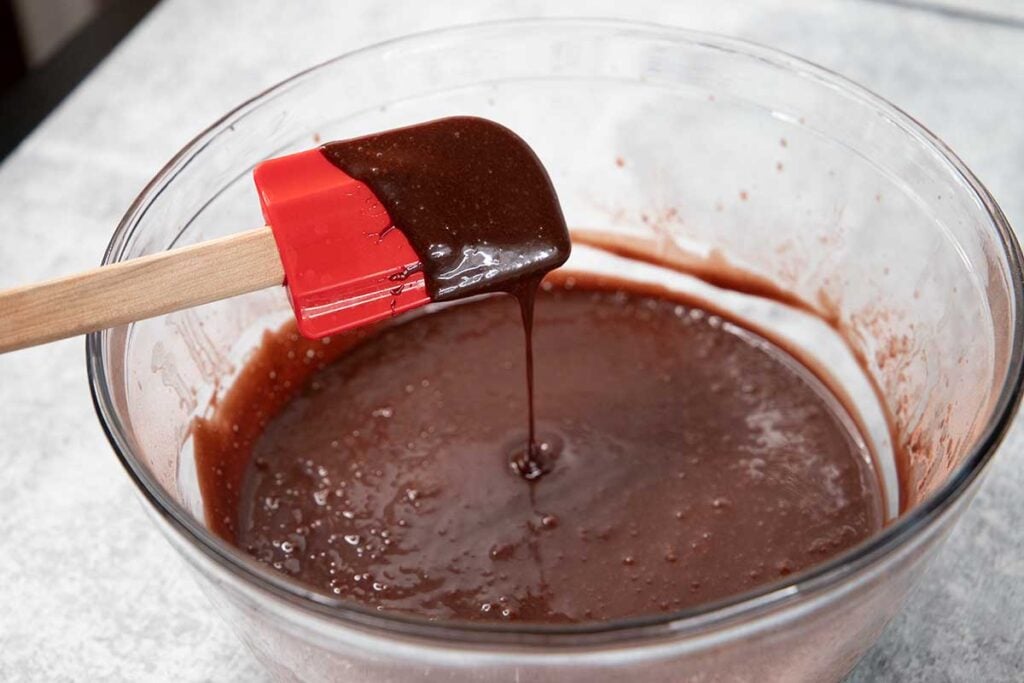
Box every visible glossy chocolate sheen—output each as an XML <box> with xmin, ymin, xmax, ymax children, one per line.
<box><xmin>320</xmin><ymin>116</ymin><xmax>571</xmax><ymax>302</ymax></box>
<box><xmin>194</xmin><ymin>280</ymin><xmax>883</xmax><ymax>623</ymax></box>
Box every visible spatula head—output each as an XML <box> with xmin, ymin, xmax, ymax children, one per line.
<box><xmin>254</xmin><ymin>117</ymin><xmax>570</xmax><ymax>339</ymax></box>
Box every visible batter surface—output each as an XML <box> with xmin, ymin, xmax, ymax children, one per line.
<box><xmin>194</xmin><ymin>280</ymin><xmax>882</xmax><ymax>623</ymax></box>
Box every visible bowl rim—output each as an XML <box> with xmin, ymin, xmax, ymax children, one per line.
<box><xmin>87</xmin><ymin>17</ymin><xmax>1024</xmax><ymax>647</ymax></box>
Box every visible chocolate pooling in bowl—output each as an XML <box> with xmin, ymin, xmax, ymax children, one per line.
<box><xmin>194</xmin><ymin>278</ymin><xmax>882</xmax><ymax>622</ymax></box>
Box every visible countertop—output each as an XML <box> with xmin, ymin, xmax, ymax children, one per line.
<box><xmin>1</xmin><ymin>1</ymin><xmax>1022</xmax><ymax>680</ymax></box>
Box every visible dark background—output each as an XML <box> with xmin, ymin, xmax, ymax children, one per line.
<box><xmin>0</xmin><ymin>0</ymin><xmax>159</xmax><ymax>161</ymax></box>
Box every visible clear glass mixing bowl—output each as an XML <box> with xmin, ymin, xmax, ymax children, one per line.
<box><xmin>88</xmin><ymin>19</ymin><xmax>1023</xmax><ymax>682</ymax></box>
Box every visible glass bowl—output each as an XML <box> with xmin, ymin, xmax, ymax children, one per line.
<box><xmin>88</xmin><ymin>19</ymin><xmax>1023</xmax><ymax>682</ymax></box>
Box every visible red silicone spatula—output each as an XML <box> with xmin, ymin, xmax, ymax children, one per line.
<box><xmin>0</xmin><ymin>146</ymin><xmax>431</xmax><ymax>353</ymax></box>
<box><xmin>1</xmin><ymin>115</ymin><xmax>572</xmax><ymax>354</ymax></box>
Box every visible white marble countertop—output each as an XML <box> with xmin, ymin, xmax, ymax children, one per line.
<box><xmin>1</xmin><ymin>1</ymin><xmax>1022</xmax><ymax>680</ymax></box>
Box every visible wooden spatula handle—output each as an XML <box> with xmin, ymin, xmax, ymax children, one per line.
<box><xmin>0</xmin><ymin>226</ymin><xmax>284</xmax><ymax>353</ymax></box>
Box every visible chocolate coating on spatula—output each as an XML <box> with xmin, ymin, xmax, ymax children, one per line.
<box><xmin>320</xmin><ymin>116</ymin><xmax>570</xmax><ymax>301</ymax></box>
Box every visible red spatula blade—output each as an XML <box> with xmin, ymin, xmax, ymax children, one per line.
<box><xmin>254</xmin><ymin>149</ymin><xmax>430</xmax><ymax>338</ymax></box>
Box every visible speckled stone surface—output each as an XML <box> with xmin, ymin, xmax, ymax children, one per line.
<box><xmin>0</xmin><ymin>1</ymin><xmax>1022</xmax><ymax>680</ymax></box>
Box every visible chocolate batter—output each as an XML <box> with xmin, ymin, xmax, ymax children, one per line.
<box><xmin>194</xmin><ymin>278</ymin><xmax>883</xmax><ymax>622</ymax></box>
<box><xmin>194</xmin><ymin>118</ymin><xmax>881</xmax><ymax>623</ymax></box>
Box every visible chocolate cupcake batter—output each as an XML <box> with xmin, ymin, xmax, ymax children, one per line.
<box><xmin>194</xmin><ymin>278</ymin><xmax>882</xmax><ymax>622</ymax></box>
<box><xmin>193</xmin><ymin>117</ymin><xmax>881</xmax><ymax>624</ymax></box>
